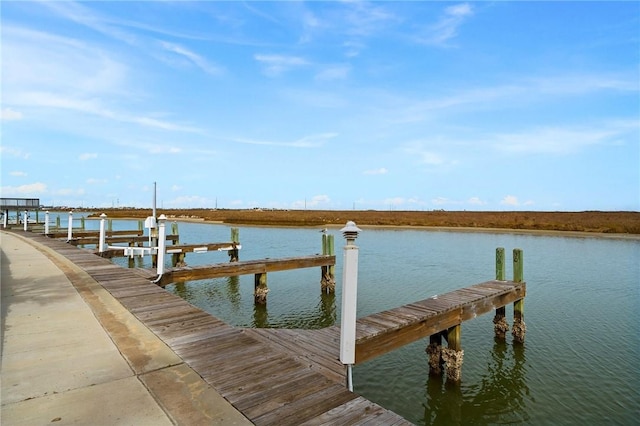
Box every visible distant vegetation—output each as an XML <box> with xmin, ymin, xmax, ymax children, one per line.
<box><xmin>86</xmin><ymin>209</ymin><xmax>640</xmax><ymax>234</ymax></box>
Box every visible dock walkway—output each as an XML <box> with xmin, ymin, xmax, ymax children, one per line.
<box><xmin>1</xmin><ymin>231</ymin><xmax>409</xmax><ymax>425</ymax></box>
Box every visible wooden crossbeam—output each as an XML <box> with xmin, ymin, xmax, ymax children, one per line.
<box><xmin>157</xmin><ymin>255</ymin><xmax>336</xmax><ymax>286</ymax></box>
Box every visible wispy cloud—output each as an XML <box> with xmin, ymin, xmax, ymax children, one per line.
<box><xmin>417</xmin><ymin>2</ymin><xmax>474</xmax><ymax>47</ymax></box>
<box><xmin>79</xmin><ymin>153</ymin><xmax>98</xmax><ymax>161</ymax></box>
<box><xmin>501</xmin><ymin>195</ymin><xmax>534</xmax><ymax>207</ymax></box>
<box><xmin>9</xmin><ymin>171</ymin><xmax>27</xmax><ymax>177</ymax></box>
<box><xmin>292</xmin><ymin>194</ymin><xmax>331</xmax><ymax>209</ymax></box>
<box><xmin>159</xmin><ymin>41</ymin><xmax>223</xmax><ymax>75</ymax></box>
<box><xmin>0</xmin><ymin>146</ymin><xmax>30</xmax><ymax>160</ymax></box>
<box><xmin>1</xmin><ymin>107</ymin><xmax>23</xmax><ymax>121</ymax></box>
<box><xmin>0</xmin><ymin>182</ymin><xmax>47</xmax><ymax>196</ymax></box>
<box><xmin>230</xmin><ymin>132</ymin><xmax>337</xmax><ymax>148</ymax></box>
<box><xmin>315</xmin><ymin>64</ymin><xmax>351</xmax><ymax>81</ymax></box>
<box><xmin>254</xmin><ymin>54</ymin><xmax>309</xmax><ymax>76</ymax></box>
<box><xmin>364</xmin><ymin>167</ymin><xmax>388</xmax><ymax>175</ymax></box>
<box><xmin>492</xmin><ymin>121</ymin><xmax>639</xmax><ymax>155</ymax></box>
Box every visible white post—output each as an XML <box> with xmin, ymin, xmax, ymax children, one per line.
<box><xmin>339</xmin><ymin>220</ymin><xmax>361</xmax><ymax>392</ymax></box>
<box><xmin>99</xmin><ymin>213</ymin><xmax>107</xmax><ymax>253</ymax></box>
<box><xmin>67</xmin><ymin>211</ymin><xmax>73</xmax><ymax>241</ymax></box>
<box><xmin>3</xmin><ymin>210</ymin><xmax>7</xmax><ymax>228</ymax></box>
<box><xmin>45</xmin><ymin>211</ymin><xmax>50</xmax><ymax>234</ymax></box>
<box><xmin>23</xmin><ymin>210</ymin><xmax>28</xmax><ymax>231</ymax></box>
<box><xmin>156</xmin><ymin>214</ymin><xmax>167</xmax><ymax>276</ymax></box>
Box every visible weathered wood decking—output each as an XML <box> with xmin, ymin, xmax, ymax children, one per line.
<box><xmin>12</xmin><ymin>232</ymin><xmax>409</xmax><ymax>425</ymax></box>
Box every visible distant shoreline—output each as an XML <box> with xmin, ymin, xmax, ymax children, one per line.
<box><xmin>83</xmin><ymin>213</ymin><xmax>640</xmax><ymax>241</ymax></box>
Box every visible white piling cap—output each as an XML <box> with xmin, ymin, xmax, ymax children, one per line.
<box><xmin>340</xmin><ymin>221</ymin><xmax>361</xmax><ymax>240</ymax></box>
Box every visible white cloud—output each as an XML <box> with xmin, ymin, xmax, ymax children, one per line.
<box><xmin>363</xmin><ymin>167</ymin><xmax>388</xmax><ymax>175</ymax></box>
<box><xmin>418</xmin><ymin>2</ymin><xmax>474</xmax><ymax>46</ymax></box>
<box><xmin>403</xmin><ymin>142</ymin><xmax>448</xmax><ymax>166</ymax></box>
<box><xmin>492</xmin><ymin>122</ymin><xmax>638</xmax><ymax>155</ymax></box>
<box><xmin>384</xmin><ymin>197</ymin><xmax>406</xmax><ymax>206</ymax></box>
<box><xmin>292</xmin><ymin>194</ymin><xmax>331</xmax><ymax>209</ymax></box>
<box><xmin>468</xmin><ymin>197</ymin><xmax>486</xmax><ymax>206</ymax></box>
<box><xmin>86</xmin><ymin>178</ymin><xmax>107</xmax><ymax>184</ymax></box>
<box><xmin>79</xmin><ymin>153</ymin><xmax>98</xmax><ymax>161</ymax></box>
<box><xmin>0</xmin><ymin>146</ymin><xmax>30</xmax><ymax>159</ymax></box>
<box><xmin>500</xmin><ymin>195</ymin><xmax>533</xmax><ymax>207</ymax></box>
<box><xmin>9</xmin><ymin>171</ymin><xmax>27</xmax><ymax>177</ymax></box>
<box><xmin>1</xmin><ymin>107</ymin><xmax>23</xmax><ymax>121</ymax></box>
<box><xmin>159</xmin><ymin>41</ymin><xmax>223</xmax><ymax>76</ymax></box>
<box><xmin>501</xmin><ymin>195</ymin><xmax>519</xmax><ymax>206</ymax></box>
<box><xmin>230</xmin><ymin>132</ymin><xmax>337</xmax><ymax>148</ymax></box>
<box><xmin>1</xmin><ymin>182</ymin><xmax>47</xmax><ymax>195</ymax></box>
<box><xmin>254</xmin><ymin>54</ymin><xmax>309</xmax><ymax>76</ymax></box>
<box><xmin>315</xmin><ymin>65</ymin><xmax>350</xmax><ymax>81</ymax></box>
<box><xmin>171</xmin><ymin>185</ymin><xmax>182</xmax><ymax>192</ymax></box>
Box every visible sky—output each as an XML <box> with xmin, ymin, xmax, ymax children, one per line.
<box><xmin>1</xmin><ymin>1</ymin><xmax>639</xmax><ymax>211</ymax></box>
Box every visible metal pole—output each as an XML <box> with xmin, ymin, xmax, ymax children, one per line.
<box><xmin>339</xmin><ymin>221</ymin><xmax>361</xmax><ymax>392</ymax></box>
<box><xmin>156</xmin><ymin>214</ymin><xmax>167</xmax><ymax>276</ymax></box>
<box><xmin>23</xmin><ymin>210</ymin><xmax>28</xmax><ymax>231</ymax></box>
<box><xmin>153</xmin><ymin>181</ymin><xmax>157</xmax><ymax>219</ymax></box>
<box><xmin>99</xmin><ymin>213</ymin><xmax>107</xmax><ymax>253</ymax></box>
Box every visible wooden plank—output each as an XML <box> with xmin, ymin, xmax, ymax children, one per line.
<box><xmin>251</xmin><ymin>383</ymin><xmax>357</xmax><ymax>426</ymax></box>
<box><xmin>159</xmin><ymin>254</ymin><xmax>335</xmax><ymax>285</ymax></box>
<box><xmin>301</xmin><ymin>396</ymin><xmax>410</xmax><ymax>426</ymax></box>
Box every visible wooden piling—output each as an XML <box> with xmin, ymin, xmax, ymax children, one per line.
<box><xmin>512</xmin><ymin>248</ymin><xmax>526</xmax><ymax>343</ymax></box>
<box><xmin>56</xmin><ymin>216</ymin><xmax>61</xmax><ymax>229</ymax></box>
<box><xmin>170</xmin><ymin>222</ymin><xmax>185</xmax><ymax>267</ymax></box>
<box><xmin>80</xmin><ymin>216</ymin><xmax>85</xmax><ymax>230</ymax></box>
<box><xmin>128</xmin><ymin>242</ymin><xmax>135</xmax><ymax>268</ymax></box>
<box><xmin>321</xmin><ymin>234</ymin><xmax>336</xmax><ymax>293</ymax></box>
<box><xmin>254</xmin><ymin>272</ymin><xmax>268</xmax><ymax>304</ymax></box>
<box><xmin>442</xmin><ymin>325</ymin><xmax>463</xmax><ymax>382</ymax></box>
<box><xmin>426</xmin><ymin>333</ymin><xmax>443</xmax><ymax>375</ymax></box>
<box><xmin>228</xmin><ymin>227</ymin><xmax>239</xmax><ymax>262</ymax></box>
<box><xmin>493</xmin><ymin>247</ymin><xmax>509</xmax><ymax>338</ymax></box>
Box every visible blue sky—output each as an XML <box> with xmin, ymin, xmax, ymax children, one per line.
<box><xmin>1</xmin><ymin>1</ymin><xmax>638</xmax><ymax>211</ymax></box>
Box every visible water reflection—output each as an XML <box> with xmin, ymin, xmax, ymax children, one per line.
<box><xmin>226</xmin><ymin>276</ymin><xmax>241</xmax><ymax>309</ymax></box>
<box><xmin>424</xmin><ymin>340</ymin><xmax>529</xmax><ymax>425</ymax></box>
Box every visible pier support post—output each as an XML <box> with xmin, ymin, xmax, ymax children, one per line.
<box><xmin>3</xmin><ymin>209</ymin><xmax>8</xmax><ymax>228</ymax></box>
<box><xmin>45</xmin><ymin>211</ymin><xmax>50</xmax><ymax>235</ymax></box>
<box><xmin>56</xmin><ymin>215</ymin><xmax>61</xmax><ymax>229</ymax></box>
<box><xmin>98</xmin><ymin>213</ymin><xmax>107</xmax><ymax>253</ymax></box>
<box><xmin>512</xmin><ymin>248</ymin><xmax>526</xmax><ymax>343</ymax></box>
<box><xmin>321</xmin><ymin>233</ymin><xmax>336</xmax><ymax>293</ymax></box>
<box><xmin>339</xmin><ymin>221</ymin><xmax>361</xmax><ymax>392</ymax></box>
<box><xmin>156</xmin><ymin>215</ymin><xmax>167</xmax><ymax>277</ymax></box>
<box><xmin>442</xmin><ymin>325</ymin><xmax>464</xmax><ymax>382</ymax></box>
<box><xmin>254</xmin><ymin>273</ymin><xmax>268</xmax><ymax>304</ymax></box>
<box><xmin>228</xmin><ymin>227</ymin><xmax>239</xmax><ymax>262</ymax></box>
<box><xmin>67</xmin><ymin>211</ymin><xmax>73</xmax><ymax>241</ymax></box>
<box><xmin>23</xmin><ymin>210</ymin><xmax>28</xmax><ymax>232</ymax></box>
<box><xmin>493</xmin><ymin>247</ymin><xmax>509</xmax><ymax>338</ymax></box>
<box><xmin>426</xmin><ymin>333</ymin><xmax>444</xmax><ymax>375</ymax></box>
<box><xmin>80</xmin><ymin>216</ymin><xmax>85</xmax><ymax>230</ymax></box>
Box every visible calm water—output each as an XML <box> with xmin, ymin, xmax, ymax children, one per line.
<box><xmin>74</xmin><ymin>216</ymin><xmax>639</xmax><ymax>425</ymax></box>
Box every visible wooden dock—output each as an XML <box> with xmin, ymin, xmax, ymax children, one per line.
<box><xmin>11</xmin><ymin>231</ymin><xmax>409</xmax><ymax>425</ymax></box>
<box><xmin>11</xmin><ymin>229</ymin><xmax>526</xmax><ymax>423</ymax></box>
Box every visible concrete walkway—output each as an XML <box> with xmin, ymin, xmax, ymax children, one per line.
<box><xmin>1</xmin><ymin>231</ymin><xmax>252</xmax><ymax>425</ymax></box>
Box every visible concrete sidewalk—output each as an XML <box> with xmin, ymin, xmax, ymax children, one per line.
<box><xmin>1</xmin><ymin>231</ymin><xmax>252</xmax><ymax>425</ymax></box>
